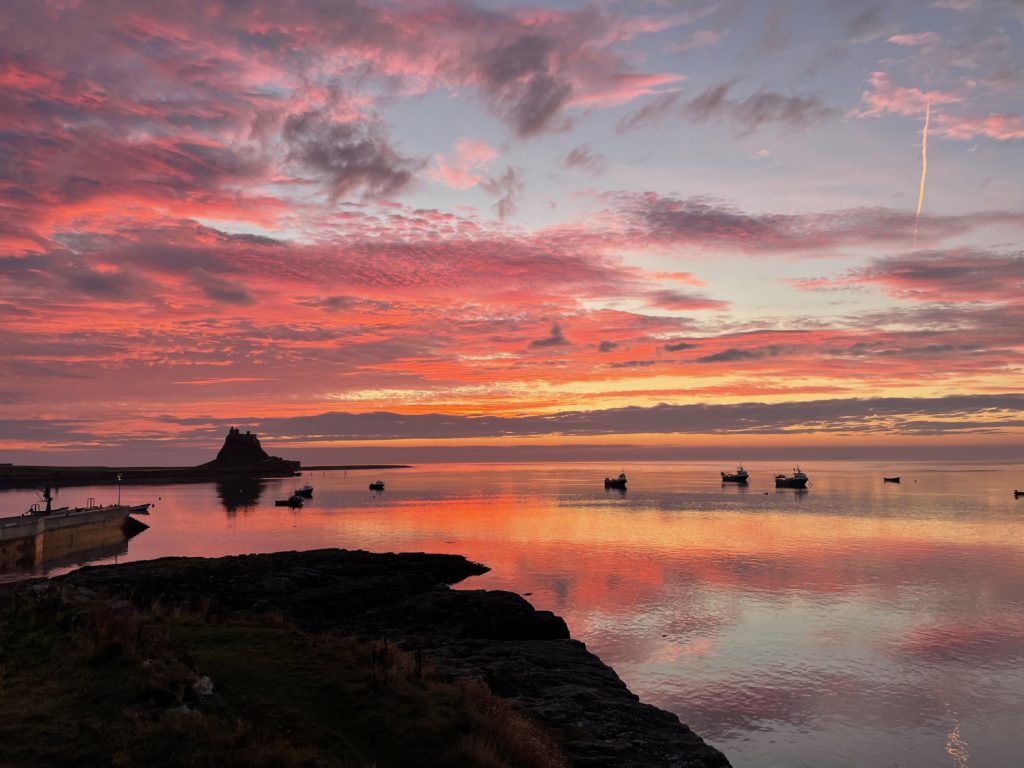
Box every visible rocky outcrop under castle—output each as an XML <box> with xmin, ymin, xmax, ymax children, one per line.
<box><xmin>58</xmin><ymin>549</ymin><xmax>730</xmax><ymax>768</ymax></box>
<box><xmin>199</xmin><ymin>426</ymin><xmax>300</xmax><ymax>474</ymax></box>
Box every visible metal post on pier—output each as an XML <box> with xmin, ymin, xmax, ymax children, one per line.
<box><xmin>117</xmin><ymin>472</ymin><xmax>123</xmax><ymax>506</ymax></box>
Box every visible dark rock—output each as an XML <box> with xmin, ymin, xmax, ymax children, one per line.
<box><xmin>52</xmin><ymin>548</ymin><xmax>730</xmax><ymax>768</ymax></box>
<box><xmin>356</xmin><ymin>587</ymin><xmax>569</xmax><ymax>641</ymax></box>
<box><xmin>213</xmin><ymin>427</ymin><xmax>271</xmax><ymax>465</ymax></box>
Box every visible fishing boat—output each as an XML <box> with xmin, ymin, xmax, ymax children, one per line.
<box><xmin>721</xmin><ymin>465</ymin><xmax>749</xmax><ymax>483</ymax></box>
<box><xmin>295</xmin><ymin>484</ymin><xmax>314</xmax><ymax>498</ymax></box>
<box><xmin>883</xmin><ymin>476</ymin><xmax>901</xmax><ymax>483</ymax></box>
<box><xmin>129</xmin><ymin>503</ymin><xmax>152</xmax><ymax>514</ymax></box>
<box><xmin>1015</xmin><ymin>490</ymin><xmax>1023</xmax><ymax>499</ymax></box>
<box><xmin>774</xmin><ymin>468</ymin><xmax>809</xmax><ymax>489</ymax></box>
<box><xmin>604</xmin><ymin>472</ymin><xmax>627</xmax><ymax>489</ymax></box>
<box><xmin>369</xmin><ymin>480</ymin><xmax>385</xmax><ymax>491</ymax></box>
<box><xmin>274</xmin><ymin>493</ymin><xmax>303</xmax><ymax>508</ymax></box>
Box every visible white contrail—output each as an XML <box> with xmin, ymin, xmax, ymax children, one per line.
<box><xmin>913</xmin><ymin>101</ymin><xmax>930</xmax><ymax>246</ymax></box>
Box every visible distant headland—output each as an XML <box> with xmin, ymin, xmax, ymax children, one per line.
<box><xmin>0</xmin><ymin>428</ymin><xmax>409</xmax><ymax>488</ymax></box>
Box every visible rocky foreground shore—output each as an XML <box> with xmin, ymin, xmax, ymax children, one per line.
<box><xmin>13</xmin><ymin>549</ymin><xmax>730</xmax><ymax>767</ymax></box>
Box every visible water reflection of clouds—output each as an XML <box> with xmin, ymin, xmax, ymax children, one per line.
<box><xmin>890</xmin><ymin>619</ymin><xmax>1024</xmax><ymax>665</ymax></box>
<box><xmin>141</xmin><ymin>477</ymin><xmax>1023</xmax><ymax>760</ymax></box>
<box><xmin>13</xmin><ymin>464</ymin><xmax>1019</xmax><ymax>768</ymax></box>
<box><xmin>661</xmin><ymin>668</ymin><xmax>974</xmax><ymax>741</ymax></box>
<box><xmin>575</xmin><ymin>607</ymin><xmax>729</xmax><ymax>667</ymax></box>
<box><xmin>465</xmin><ymin>526</ymin><xmax>1023</xmax><ymax>764</ymax></box>
<box><xmin>637</xmin><ymin>542</ymin><xmax>1024</xmax><ymax>603</ymax></box>
<box><xmin>664</xmin><ymin>673</ymin><xmax>828</xmax><ymax>738</ymax></box>
<box><xmin>426</xmin><ymin>517</ymin><xmax>1024</xmax><ymax>658</ymax></box>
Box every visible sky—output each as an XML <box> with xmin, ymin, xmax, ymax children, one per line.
<box><xmin>1</xmin><ymin>0</ymin><xmax>1023</xmax><ymax>464</ymax></box>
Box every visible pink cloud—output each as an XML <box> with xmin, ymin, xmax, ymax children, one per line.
<box><xmin>795</xmin><ymin>249</ymin><xmax>1024</xmax><ymax>304</ymax></box>
<box><xmin>654</xmin><ymin>271</ymin><xmax>707</xmax><ymax>287</ymax></box>
<box><xmin>645</xmin><ymin>290</ymin><xmax>728</xmax><ymax>311</ymax></box>
<box><xmin>936</xmin><ymin>112</ymin><xmax>1024</xmax><ymax>141</ymax></box>
<box><xmin>1</xmin><ymin>0</ymin><xmax>688</xmax><ymax>157</ymax></box>
<box><xmin>855</xmin><ymin>70</ymin><xmax>1023</xmax><ymax>142</ymax></box>
<box><xmin>607</xmin><ymin>192</ymin><xmax>1020</xmax><ymax>253</ymax></box>
<box><xmin>887</xmin><ymin>31</ymin><xmax>941</xmax><ymax>47</ymax></box>
<box><xmin>569</xmin><ymin>73</ymin><xmax>685</xmax><ymax>108</ymax></box>
<box><xmin>855</xmin><ymin>71</ymin><xmax>961</xmax><ymax>118</ymax></box>
<box><xmin>674</xmin><ymin>29</ymin><xmax>726</xmax><ymax>53</ymax></box>
<box><xmin>1</xmin><ymin>0</ymin><xmax>1023</xmax><ymax>454</ymax></box>
<box><xmin>430</xmin><ymin>139</ymin><xmax>499</xmax><ymax>190</ymax></box>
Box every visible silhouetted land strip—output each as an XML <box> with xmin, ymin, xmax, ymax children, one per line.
<box><xmin>0</xmin><ymin>464</ymin><xmax>282</xmax><ymax>489</ymax></box>
<box><xmin>0</xmin><ymin>463</ymin><xmax>412</xmax><ymax>488</ymax></box>
<box><xmin>0</xmin><ymin>428</ymin><xmax>360</xmax><ymax>489</ymax></box>
<box><xmin>0</xmin><ymin>549</ymin><xmax>730</xmax><ymax>768</ymax></box>
<box><xmin>303</xmin><ymin>464</ymin><xmax>412</xmax><ymax>470</ymax></box>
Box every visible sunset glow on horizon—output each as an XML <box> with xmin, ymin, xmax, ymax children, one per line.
<box><xmin>2</xmin><ymin>0</ymin><xmax>1023</xmax><ymax>463</ymax></box>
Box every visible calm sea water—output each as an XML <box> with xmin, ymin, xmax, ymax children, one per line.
<box><xmin>3</xmin><ymin>460</ymin><xmax>1023</xmax><ymax>768</ymax></box>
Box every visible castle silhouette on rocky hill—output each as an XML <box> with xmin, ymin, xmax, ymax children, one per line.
<box><xmin>200</xmin><ymin>427</ymin><xmax>301</xmax><ymax>475</ymax></box>
<box><xmin>0</xmin><ymin>428</ymin><xmax>301</xmax><ymax>488</ymax></box>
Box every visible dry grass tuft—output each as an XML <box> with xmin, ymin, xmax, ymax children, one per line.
<box><xmin>457</xmin><ymin>679</ymin><xmax>571</xmax><ymax>768</ymax></box>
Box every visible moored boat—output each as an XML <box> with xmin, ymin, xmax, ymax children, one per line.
<box><xmin>128</xmin><ymin>503</ymin><xmax>152</xmax><ymax>514</ymax></box>
<box><xmin>369</xmin><ymin>480</ymin><xmax>385</xmax><ymax>491</ymax></box>
<box><xmin>604</xmin><ymin>472</ymin><xmax>627</xmax><ymax>489</ymax></box>
<box><xmin>1015</xmin><ymin>490</ymin><xmax>1023</xmax><ymax>499</ymax></box>
<box><xmin>774</xmin><ymin>467</ymin><xmax>809</xmax><ymax>489</ymax></box>
<box><xmin>721</xmin><ymin>465</ymin><xmax>749</xmax><ymax>483</ymax></box>
<box><xmin>883</xmin><ymin>476</ymin><xmax>901</xmax><ymax>483</ymax></box>
<box><xmin>274</xmin><ymin>493</ymin><xmax>303</xmax><ymax>507</ymax></box>
<box><xmin>295</xmin><ymin>484</ymin><xmax>314</xmax><ymax>498</ymax></box>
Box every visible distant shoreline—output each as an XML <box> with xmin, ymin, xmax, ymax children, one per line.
<box><xmin>0</xmin><ymin>463</ymin><xmax>411</xmax><ymax>489</ymax></box>
<box><xmin>302</xmin><ymin>464</ymin><xmax>411</xmax><ymax>471</ymax></box>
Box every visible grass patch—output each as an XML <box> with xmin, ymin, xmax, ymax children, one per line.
<box><xmin>0</xmin><ymin>586</ymin><xmax>568</xmax><ymax>768</ymax></box>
